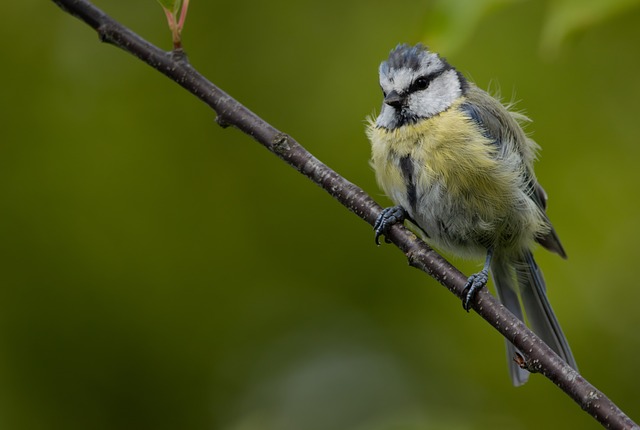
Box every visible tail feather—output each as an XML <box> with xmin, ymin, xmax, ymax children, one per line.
<box><xmin>491</xmin><ymin>258</ymin><xmax>530</xmax><ymax>386</ymax></box>
<box><xmin>491</xmin><ymin>252</ymin><xmax>577</xmax><ymax>386</ymax></box>
<box><xmin>517</xmin><ymin>250</ymin><xmax>578</xmax><ymax>370</ymax></box>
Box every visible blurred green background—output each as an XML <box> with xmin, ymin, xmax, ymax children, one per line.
<box><xmin>2</xmin><ymin>0</ymin><xmax>640</xmax><ymax>428</ymax></box>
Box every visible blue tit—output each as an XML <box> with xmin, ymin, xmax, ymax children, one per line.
<box><xmin>367</xmin><ymin>43</ymin><xmax>577</xmax><ymax>385</ymax></box>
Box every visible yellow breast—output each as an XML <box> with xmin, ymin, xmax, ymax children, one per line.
<box><xmin>367</xmin><ymin>99</ymin><xmax>520</xmax><ymax>217</ymax></box>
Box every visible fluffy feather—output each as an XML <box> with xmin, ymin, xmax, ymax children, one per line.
<box><xmin>368</xmin><ymin>44</ymin><xmax>576</xmax><ymax>385</ymax></box>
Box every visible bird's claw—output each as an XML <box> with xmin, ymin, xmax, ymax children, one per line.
<box><xmin>374</xmin><ymin>206</ymin><xmax>406</xmax><ymax>245</ymax></box>
<box><xmin>462</xmin><ymin>269</ymin><xmax>489</xmax><ymax>311</ymax></box>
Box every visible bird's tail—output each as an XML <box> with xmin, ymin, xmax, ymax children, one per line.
<box><xmin>491</xmin><ymin>251</ymin><xmax>577</xmax><ymax>386</ymax></box>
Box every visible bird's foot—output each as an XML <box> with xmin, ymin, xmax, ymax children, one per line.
<box><xmin>374</xmin><ymin>206</ymin><xmax>406</xmax><ymax>245</ymax></box>
<box><xmin>462</xmin><ymin>269</ymin><xmax>489</xmax><ymax>312</ymax></box>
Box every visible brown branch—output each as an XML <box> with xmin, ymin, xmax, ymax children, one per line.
<box><xmin>50</xmin><ymin>1</ymin><xmax>639</xmax><ymax>428</ymax></box>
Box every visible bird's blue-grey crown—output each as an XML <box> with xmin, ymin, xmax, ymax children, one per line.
<box><xmin>376</xmin><ymin>43</ymin><xmax>467</xmax><ymax>130</ymax></box>
<box><xmin>380</xmin><ymin>43</ymin><xmax>432</xmax><ymax>76</ymax></box>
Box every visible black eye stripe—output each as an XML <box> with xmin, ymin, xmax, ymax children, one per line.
<box><xmin>409</xmin><ymin>66</ymin><xmax>451</xmax><ymax>93</ymax></box>
<box><xmin>414</xmin><ymin>77</ymin><xmax>429</xmax><ymax>90</ymax></box>
<box><xmin>409</xmin><ymin>76</ymin><xmax>432</xmax><ymax>93</ymax></box>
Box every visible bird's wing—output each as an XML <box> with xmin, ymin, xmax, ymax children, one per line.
<box><xmin>460</xmin><ymin>86</ymin><xmax>567</xmax><ymax>258</ymax></box>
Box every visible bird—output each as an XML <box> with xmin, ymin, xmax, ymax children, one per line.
<box><xmin>367</xmin><ymin>43</ymin><xmax>577</xmax><ymax>385</ymax></box>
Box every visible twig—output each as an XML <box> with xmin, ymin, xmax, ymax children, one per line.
<box><xmin>50</xmin><ymin>1</ymin><xmax>639</xmax><ymax>428</ymax></box>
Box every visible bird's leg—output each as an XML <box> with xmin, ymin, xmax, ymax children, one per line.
<box><xmin>462</xmin><ymin>248</ymin><xmax>493</xmax><ymax>311</ymax></box>
<box><xmin>374</xmin><ymin>206</ymin><xmax>406</xmax><ymax>245</ymax></box>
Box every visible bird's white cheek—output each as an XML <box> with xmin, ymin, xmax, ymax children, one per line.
<box><xmin>407</xmin><ymin>93</ymin><xmax>434</xmax><ymax>118</ymax></box>
<box><xmin>408</xmin><ymin>70</ymin><xmax>463</xmax><ymax>119</ymax></box>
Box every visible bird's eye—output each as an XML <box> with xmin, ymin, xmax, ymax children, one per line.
<box><xmin>414</xmin><ymin>77</ymin><xmax>429</xmax><ymax>90</ymax></box>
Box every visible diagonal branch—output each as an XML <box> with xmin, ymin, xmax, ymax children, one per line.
<box><xmin>50</xmin><ymin>1</ymin><xmax>638</xmax><ymax>428</ymax></box>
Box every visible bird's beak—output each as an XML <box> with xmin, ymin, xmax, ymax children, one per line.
<box><xmin>384</xmin><ymin>90</ymin><xmax>404</xmax><ymax>108</ymax></box>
